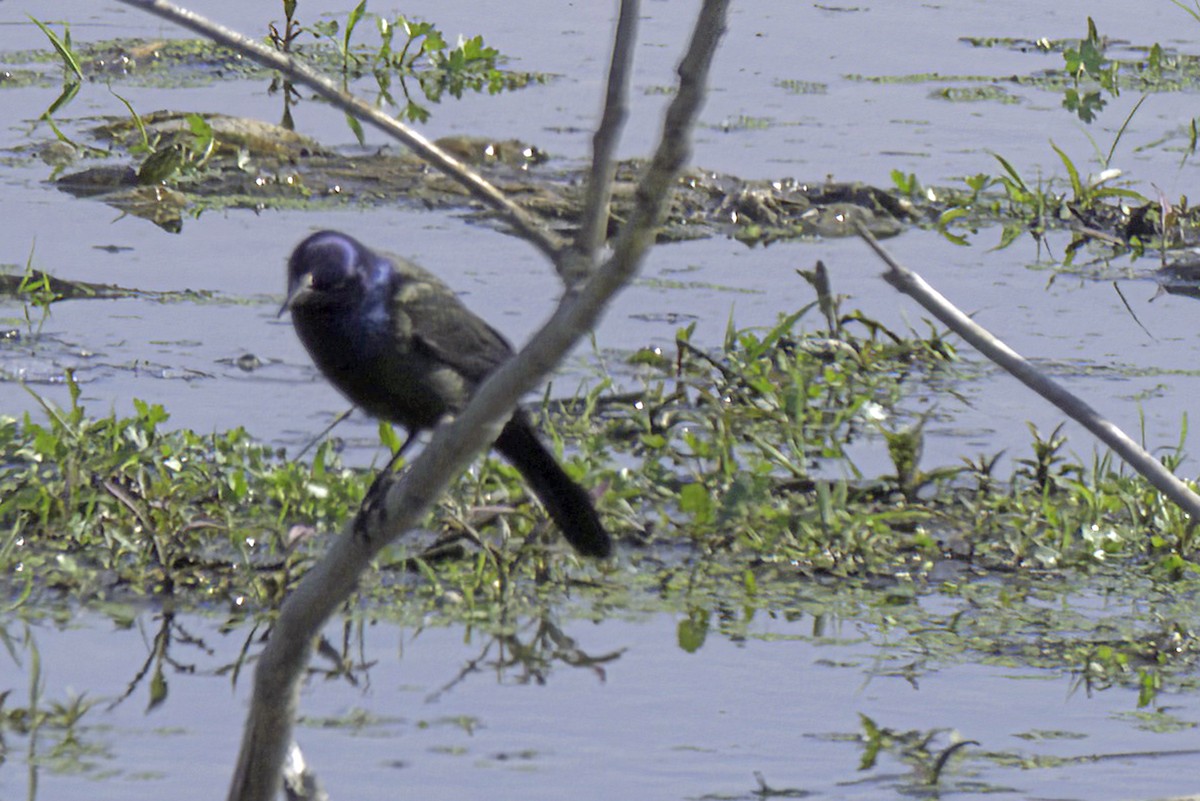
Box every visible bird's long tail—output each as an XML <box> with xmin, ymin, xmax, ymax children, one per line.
<box><xmin>495</xmin><ymin>414</ymin><xmax>611</xmax><ymax>558</ymax></box>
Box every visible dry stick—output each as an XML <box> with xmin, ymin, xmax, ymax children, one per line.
<box><xmin>132</xmin><ymin>1</ymin><xmax>727</xmax><ymax>799</ymax></box>
<box><xmin>856</xmin><ymin>222</ymin><xmax>1200</xmax><ymax>522</ymax></box>
<box><xmin>575</xmin><ymin>0</ymin><xmax>640</xmax><ymax>268</ymax></box>
<box><xmin>115</xmin><ymin>0</ymin><xmax>566</xmax><ymax>264</ymax></box>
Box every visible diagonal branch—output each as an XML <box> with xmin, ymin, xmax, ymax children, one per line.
<box><xmin>601</xmin><ymin>0</ymin><xmax>727</xmax><ymax>288</ymax></box>
<box><xmin>856</xmin><ymin>221</ymin><xmax>1200</xmax><ymax>521</ymax></box>
<box><xmin>574</xmin><ymin>0</ymin><xmax>640</xmax><ymax>267</ymax></box>
<box><xmin>211</xmin><ymin>2</ymin><xmax>732</xmax><ymax>799</ymax></box>
<box><xmin>115</xmin><ymin>0</ymin><xmax>567</xmax><ymax>263</ymax></box>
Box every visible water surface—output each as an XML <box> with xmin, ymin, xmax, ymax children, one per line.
<box><xmin>2</xmin><ymin>3</ymin><xmax>1200</xmax><ymax>799</ymax></box>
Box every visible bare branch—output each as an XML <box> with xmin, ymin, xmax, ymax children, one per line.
<box><xmin>227</xmin><ymin>522</ymin><xmax>376</xmax><ymax>801</ymax></box>
<box><xmin>575</xmin><ymin>0</ymin><xmax>640</xmax><ymax>267</ymax></box>
<box><xmin>602</xmin><ymin>0</ymin><xmax>728</xmax><ymax>287</ymax></box>
<box><xmin>856</xmin><ymin>221</ymin><xmax>1200</xmax><ymax>521</ymax></box>
<box><xmin>217</xmin><ymin>1</ymin><xmax>730</xmax><ymax>799</ymax></box>
<box><xmin>114</xmin><ymin>0</ymin><xmax>566</xmax><ymax>263</ymax></box>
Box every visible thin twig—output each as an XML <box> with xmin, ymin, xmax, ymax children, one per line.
<box><xmin>574</xmin><ymin>0</ymin><xmax>640</xmax><ymax>270</ymax></box>
<box><xmin>856</xmin><ymin>221</ymin><xmax>1200</xmax><ymax>522</ymax></box>
<box><xmin>599</xmin><ymin>0</ymin><xmax>727</xmax><ymax>293</ymax></box>
<box><xmin>114</xmin><ymin>0</ymin><xmax>566</xmax><ymax>263</ymax></box>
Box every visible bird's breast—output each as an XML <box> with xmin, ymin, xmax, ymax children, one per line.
<box><xmin>292</xmin><ymin>303</ymin><xmax>448</xmax><ymax>430</ymax></box>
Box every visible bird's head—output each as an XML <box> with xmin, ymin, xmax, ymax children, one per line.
<box><xmin>280</xmin><ymin>230</ymin><xmax>389</xmax><ymax>316</ymax></box>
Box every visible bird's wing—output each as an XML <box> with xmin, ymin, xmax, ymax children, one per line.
<box><xmin>388</xmin><ymin>261</ymin><xmax>515</xmax><ymax>383</ymax></box>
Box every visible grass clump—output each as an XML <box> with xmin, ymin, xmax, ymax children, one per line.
<box><xmin>0</xmin><ymin>277</ymin><xmax>1198</xmax><ymax>708</ymax></box>
<box><xmin>4</xmin><ymin>275</ymin><xmax>1199</xmax><ymax>613</ymax></box>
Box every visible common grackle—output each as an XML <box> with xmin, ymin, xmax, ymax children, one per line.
<box><xmin>281</xmin><ymin>230</ymin><xmax>611</xmax><ymax>558</ymax></box>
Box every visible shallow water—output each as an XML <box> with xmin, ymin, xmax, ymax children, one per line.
<box><xmin>3</xmin><ymin>2</ymin><xmax>1200</xmax><ymax>799</ymax></box>
<box><xmin>6</xmin><ymin>605</ymin><xmax>1200</xmax><ymax>801</ymax></box>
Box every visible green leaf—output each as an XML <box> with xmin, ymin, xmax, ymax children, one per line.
<box><xmin>1091</xmin><ymin>186</ymin><xmax>1145</xmax><ymax>202</ymax></box>
<box><xmin>185</xmin><ymin>113</ymin><xmax>216</xmax><ymax>164</ymax></box>
<box><xmin>42</xmin><ymin>81</ymin><xmax>80</xmax><ymax>118</ymax></box>
<box><xmin>679</xmin><ymin>482</ymin><xmax>714</xmax><ymax>524</ymax></box>
<box><xmin>964</xmin><ymin>173</ymin><xmax>991</xmax><ymax>194</ymax></box>
<box><xmin>639</xmin><ymin>433</ymin><xmax>666</xmax><ymax>450</ymax></box>
<box><xmin>742</xmin><ymin>569</ymin><xmax>757</xmax><ymax>596</ymax></box>
<box><xmin>110</xmin><ymin>89</ymin><xmax>150</xmax><ymax>151</ymax></box>
<box><xmin>29</xmin><ymin>17</ymin><xmax>83</xmax><ymax>81</ymax></box>
<box><xmin>377</xmin><ymin>421</ymin><xmax>406</xmax><ymax>456</ymax></box>
<box><xmin>1170</xmin><ymin>0</ymin><xmax>1200</xmax><ymax>23</ymax></box>
<box><xmin>936</xmin><ymin>207</ymin><xmax>969</xmax><ymax>227</ymax></box>
<box><xmin>148</xmin><ymin>664</ymin><xmax>168</xmax><ymax>711</ymax></box>
<box><xmin>858</xmin><ymin>714</ymin><xmax>883</xmax><ymax>769</ymax></box>
<box><xmin>991</xmin><ymin>223</ymin><xmax>1024</xmax><ymax>251</ymax></box>
<box><xmin>311</xmin><ymin>20</ymin><xmax>339</xmax><ymax>39</ymax></box>
<box><xmin>186</xmin><ymin>112</ymin><xmax>214</xmax><ymax>141</ymax></box>
<box><xmin>677</xmin><ymin>609</ymin><xmax>709</xmax><ymax>653</ymax></box>
<box><xmin>1050</xmin><ymin>141</ymin><xmax>1083</xmax><ymax>202</ymax></box>
<box><xmin>889</xmin><ymin>169</ymin><xmax>919</xmax><ymax>195</ymax></box>
<box><xmin>345</xmin><ymin>112</ymin><xmax>366</xmax><ymax>146</ymax></box>
<box><xmin>422</xmin><ymin>28</ymin><xmax>446</xmax><ymax>53</ymax></box>
<box><xmin>1137</xmin><ymin>668</ymin><xmax>1160</xmax><ymax>708</ymax></box>
<box><xmin>344</xmin><ymin>0</ymin><xmax>367</xmax><ymax>57</ymax></box>
<box><xmin>991</xmin><ymin>153</ymin><xmax>1028</xmax><ymax>193</ymax></box>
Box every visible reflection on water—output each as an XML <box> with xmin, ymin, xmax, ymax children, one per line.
<box><xmin>3</xmin><ymin>605</ymin><xmax>1199</xmax><ymax>801</ymax></box>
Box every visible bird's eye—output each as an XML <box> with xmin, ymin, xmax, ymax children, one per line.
<box><xmin>310</xmin><ymin>260</ymin><xmax>350</xmax><ymax>291</ymax></box>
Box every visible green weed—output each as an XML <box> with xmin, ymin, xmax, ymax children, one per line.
<box><xmin>270</xmin><ymin>0</ymin><xmax>540</xmax><ymax>124</ymax></box>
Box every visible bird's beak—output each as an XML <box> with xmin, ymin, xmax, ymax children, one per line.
<box><xmin>278</xmin><ymin>273</ymin><xmax>313</xmax><ymax>318</ymax></box>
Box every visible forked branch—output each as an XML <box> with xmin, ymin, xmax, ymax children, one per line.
<box><xmin>111</xmin><ymin>1</ymin><xmax>730</xmax><ymax>799</ymax></box>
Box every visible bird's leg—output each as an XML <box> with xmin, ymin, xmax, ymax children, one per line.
<box><xmin>356</xmin><ymin>429</ymin><xmax>420</xmax><ymax>536</ymax></box>
<box><xmin>370</xmin><ymin>428</ymin><xmax>419</xmax><ymax>490</ymax></box>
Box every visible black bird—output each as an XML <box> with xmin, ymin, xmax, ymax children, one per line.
<box><xmin>281</xmin><ymin>230</ymin><xmax>611</xmax><ymax>558</ymax></box>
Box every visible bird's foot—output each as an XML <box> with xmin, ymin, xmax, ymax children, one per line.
<box><xmin>354</xmin><ymin>468</ymin><xmax>394</xmax><ymax>539</ymax></box>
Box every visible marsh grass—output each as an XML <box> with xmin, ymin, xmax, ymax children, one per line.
<box><xmin>3</xmin><ymin>288</ymin><xmax>1200</xmax><ymax>788</ymax></box>
<box><xmin>1</xmin><ymin>277</ymin><xmax>1196</xmax><ymax>621</ymax></box>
